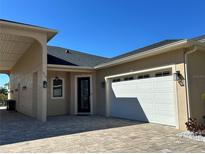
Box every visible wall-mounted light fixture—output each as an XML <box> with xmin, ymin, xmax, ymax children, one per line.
<box><xmin>173</xmin><ymin>71</ymin><xmax>181</xmax><ymax>81</ymax></box>
<box><xmin>173</xmin><ymin>71</ymin><xmax>185</xmax><ymax>86</ymax></box>
<box><xmin>43</xmin><ymin>81</ymin><xmax>48</xmax><ymax>88</ymax></box>
<box><xmin>15</xmin><ymin>89</ymin><xmax>18</xmax><ymax>92</ymax></box>
<box><xmin>22</xmin><ymin>86</ymin><xmax>27</xmax><ymax>90</ymax></box>
<box><xmin>101</xmin><ymin>81</ymin><xmax>105</xmax><ymax>88</ymax></box>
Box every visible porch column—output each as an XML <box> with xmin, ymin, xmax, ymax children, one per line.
<box><xmin>37</xmin><ymin>40</ymin><xmax>47</xmax><ymax>122</ymax></box>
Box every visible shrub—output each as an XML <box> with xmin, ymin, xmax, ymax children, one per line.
<box><xmin>0</xmin><ymin>87</ymin><xmax>8</xmax><ymax>96</ymax></box>
<box><xmin>0</xmin><ymin>93</ymin><xmax>7</xmax><ymax>106</ymax></box>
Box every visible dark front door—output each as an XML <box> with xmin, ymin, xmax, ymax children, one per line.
<box><xmin>77</xmin><ymin>77</ymin><xmax>90</xmax><ymax>113</ymax></box>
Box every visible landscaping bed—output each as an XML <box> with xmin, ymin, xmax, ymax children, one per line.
<box><xmin>177</xmin><ymin>118</ymin><xmax>205</xmax><ymax>143</ymax></box>
<box><xmin>177</xmin><ymin>131</ymin><xmax>205</xmax><ymax>142</ymax></box>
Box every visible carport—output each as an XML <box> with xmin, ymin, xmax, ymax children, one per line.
<box><xmin>0</xmin><ymin>19</ymin><xmax>57</xmax><ymax>121</ymax></box>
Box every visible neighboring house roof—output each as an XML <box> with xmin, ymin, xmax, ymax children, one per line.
<box><xmin>47</xmin><ymin>46</ymin><xmax>109</xmax><ymax>67</ymax></box>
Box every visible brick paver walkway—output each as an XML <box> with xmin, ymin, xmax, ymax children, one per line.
<box><xmin>0</xmin><ymin>109</ymin><xmax>205</xmax><ymax>152</ymax></box>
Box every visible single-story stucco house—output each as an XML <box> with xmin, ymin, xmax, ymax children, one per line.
<box><xmin>0</xmin><ymin>19</ymin><xmax>205</xmax><ymax>130</ymax></box>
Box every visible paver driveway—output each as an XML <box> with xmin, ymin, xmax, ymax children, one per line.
<box><xmin>0</xmin><ymin>109</ymin><xmax>205</xmax><ymax>153</ymax></box>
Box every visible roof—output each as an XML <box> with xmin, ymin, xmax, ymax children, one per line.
<box><xmin>107</xmin><ymin>40</ymin><xmax>182</xmax><ymax>62</ymax></box>
<box><xmin>0</xmin><ymin>19</ymin><xmax>57</xmax><ymax>41</ymax></box>
<box><xmin>47</xmin><ymin>40</ymin><xmax>184</xmax><ymax>68</ymax></box>
<box><xmin>191</xmin><ymin>34</ymin><xmax>205</xmax><ymax>43</ymax></box>
<box><xmin>47</xmin><ymin>46</ymin><xmax>109</xmax><ymax>67</ymax></box>
<box><xmin>47</xmin><ymin>54</ymin><xmax>77</xmax><ymax>66</ymax></box>
<box><xmin>95</xmin><ymin>39</ymin><xmax>189</xmax><ymax>69</ymax></box>
<box><xmin>48</xmin><ymin>36</ymin><xmax>203</xmax><ymax>69</ymax></box>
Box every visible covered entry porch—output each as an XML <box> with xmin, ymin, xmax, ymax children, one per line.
<box><xmin>0</xmin><ymin>19</ymin><xmax>57</xmax><ymax>121</ymax></box>
<box><xmin>47</xmin><ymin>65</ymin><xmax>96</xmax><ymax>116</ymax></box>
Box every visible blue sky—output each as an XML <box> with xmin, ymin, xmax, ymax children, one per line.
<box><xmin>0</xmin><ymin>74</ymin><xmax>9</xmax><ymax>87</ymax></box>
<box><xmin>0</xmin><ymin>0</ymin><xmax>205</xmax><ymax>86</ymax></box>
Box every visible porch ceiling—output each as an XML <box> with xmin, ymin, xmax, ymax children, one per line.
<box><xmin>0</xmin><ymin>32</ymin><xmax>34</xmax><ymax>71</ymax></box>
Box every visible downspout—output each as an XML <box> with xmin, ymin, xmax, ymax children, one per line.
<box><xmin>184</xmin><ymin>45</ymin><xmax>198</xmax><ymax>119</ymax></box>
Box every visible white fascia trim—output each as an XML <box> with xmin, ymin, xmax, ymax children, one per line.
<box><xmin>0</xmin><ymin>20</ymin><xmax>57</xmax><ymax>34</ymax></box>
<box><xmin>47</xmin><ymin>64</ymin><xmax>94</xmax><ymax>70</ymax></box>
<box><xmin>95</xmin><ymin>40</ymin><xmax>191</xmax><ymax>69</ymax></box>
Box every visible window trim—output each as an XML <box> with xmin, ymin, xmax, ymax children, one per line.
<box><xmin>51</xmin><ymin>77</ymin><xmax>65</xmax><ymax>99</ymax></box>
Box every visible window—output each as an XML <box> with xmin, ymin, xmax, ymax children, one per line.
<box><xmin>124</xmin><ymin>76</ymin><xmax>134</xmax><ymax>81</ymax></box>
<box><xmin>113</xmin><ymin>78</ymin><xmax>121</xmax><ymax>82</ymax></box>
<box><xmin>143</xmin><ymin>74</ymin><xmax>150</xmax><ymax>78</ymax></box>
<box><xmin>138</xmin><ymin>75</ymin><xmax>144</xmax><ymax>79</ymax></box>
<box><xmin>155</xmin><ymin>71</ymin><xmax>171</xmax><ymax>77</ymax></box>
<box><xmin>138</xmin><ymin>74</ymin><xmax>150</xmax><ymax>79</ymax></box>
<box><xmin>51</xmin><ymin>78</ymin><xmax>64</xmax><ymax>99</ymax></box>
<box><xmin>155</xmin><ymin>72</ymin><xmax>163</xmax><ymax>77</ymax></box>
<box><xmin>163</xmin><ymin>71</ymin><xmax>171</xmax><ymax>76</ymax></box>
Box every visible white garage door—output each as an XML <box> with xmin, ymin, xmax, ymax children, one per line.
<box><xmin>110</xmin><ymin>75</ymin><xmax>176</xmax><ymax>126</ymax></box>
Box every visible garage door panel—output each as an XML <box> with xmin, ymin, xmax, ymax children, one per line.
<box><xmin>112</xmin><ymin>86</ymin><xmax>154</xmax><ymax>98</ymax></box>
<box><xmin>154</xmin><ymin>115</ymin><xmax>176</xmax><ymax>126</ymax></box>
<box><xmin>111</xmin><ymin>98</ymin><xmax>149</xmax><ymax>122</ymax></box>
<box><xmin>110</xmin><ymin>75</ymin><xmax>176</xmax><ymax>126</ymax></box>
<box><xmin>155</xmin><ymin>99</ymin><xmax>175</xmax><ymax>105</ymax></box>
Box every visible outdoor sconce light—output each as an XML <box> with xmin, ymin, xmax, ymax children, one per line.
<box><xmin>173</xmin><ymin>71</ymin><xmax>182</xmax><ymax>81</ymax></box>
<box><xmin>15</xmin><ymin>89</ymin><xmax>18</xmax><ymax>92</ymax></box>
<box><xmin>101</xmin><ymin>81</ymin><xmax>105</xmax><ymax>88</ymax></box>
<box><xmin>43</xmin><ymin>81</ymin><xmax>48</xmax><ymax>88</ymax></box>
<box><xmin>22</xmin><ymin>86</ymin><xmax>27</xmax><ymax>90</ymax></box>
<box><xmin>173</xmin><ymin>71</ymin><xmax>185</xmax><ymax>86</ymax></box>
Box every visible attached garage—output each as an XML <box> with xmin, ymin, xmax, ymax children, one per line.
<box><xmin>106</xmin><ymin>67</ymin><xmax>177</xmax><ymax>126</ymax></box>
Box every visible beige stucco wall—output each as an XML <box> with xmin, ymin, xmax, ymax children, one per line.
<box><xmin>187</xmin><ymin>49</ymin><xmax>205</xmax><ymax>122</ymax></box>
<box><xmin>96</xmin><ymin>49</ymin><xmax>188</xmax><ymax>130</ymax></box>
<box><xmin>10</xmin><ymin>41</ymin><xmax>43</xmax><ymax>117</ymax></box>
<box><xmin>47</xmin><ymin>71</ymin><xmax>70</xmax><ymax>116</ymax></box>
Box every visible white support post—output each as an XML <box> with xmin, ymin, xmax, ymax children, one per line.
<box><xmin>37</xmin><ymin>41</ymin><xmax>47</xmax><ymax>122</ymax></box>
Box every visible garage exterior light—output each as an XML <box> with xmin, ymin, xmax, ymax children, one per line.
<box><xmin>173</xmin><ymin>71</ymin><xmax>182</xmax><ymax>81</ymax></box>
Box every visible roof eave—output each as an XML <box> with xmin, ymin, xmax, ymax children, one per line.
<box><xmin>94</xmin><ymin>39</ymin><xmax>192</xmax><ymax>69</ymax></box>
<box><xmin>47</xmin><ymin>64</ymin><xmax>94</xmax><ymax>71</ymax></box>
<box><xmin>0</xmin><ymin>19</ymin><xmax>58</xmax><ymax>42</ymax></box>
